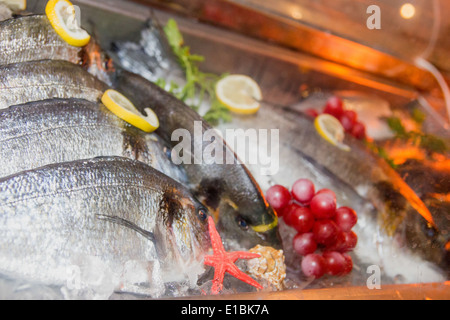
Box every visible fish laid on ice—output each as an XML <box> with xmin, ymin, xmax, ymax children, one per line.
<box><xmin>216</xmin><ymin>102</ymin><xmax>448</xmax><ymax>283</ymax></box>
<box><xmin>0</xmin><ymin>14</ymin><xmax>281</xmax><ymax>252</ymax></box>
<box><xmin>0</xmin><ymin>98</ymin><xmax>187</xmax><ymax>182</ymax></box>
<box><xmin>0</xmin><ymin>15</ymin><xmax>115</xmax><ymax>85</ymax></box>
<box><xmin>0</xmin><ymin>60</ymin><xmax>108</xmax><ymax>109</ymax></box>
<box><xmin>0</xmin><ymin>15</ymin><xmax>81</xmax><ymax>66</ymax></box>
<box><xmin>112</xmin><ymin>69</ymin><xmax>280</xmax><ymax>251</ymax></box>
<box><xmin>0</xmin><ymin>157</ymin><xmax>210</xmax><ymax>298</ymax></box>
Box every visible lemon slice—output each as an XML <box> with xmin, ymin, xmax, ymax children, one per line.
<box><xmin>215</xmin><ymin>75</ymin><xmax>262</xmax><ymax>115</ymax></box>
<box><xmin>101</xmin><ymin>89</ymin><xmax>159</xmax><ymax>133</ymax></box>
<box><xmin>314</xmin><ymin>114</ymin><xmax>351</xmax><ymax>151</ymax></box>
<box><xmin>45</xmin><ymin>0</ymin><xmax>90</xmax><ymax>47</ymax></box>
<box><xmin>0</xmin><ymin>0</ymin><xmax>26</xmax><ymax>11</ymax></box>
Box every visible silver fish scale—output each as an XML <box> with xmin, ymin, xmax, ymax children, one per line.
<box><xmin>0</xmin><ymin>60</ymin><xmax>108</xmax><ymax>110</ymax></box>
<box><xmin>0</xmin><ymin>15</ymin><xmax>80</xmax><ymax>66</ymax></box>
<box><xmin>0</xmin><ymin>99</ymin><xmax>187</xmax><ymax>182</ymax></box>
<box><xmin>0</xmin><ymin>157</ymin><xmax>208</xmax><ymax>288</ymax></box>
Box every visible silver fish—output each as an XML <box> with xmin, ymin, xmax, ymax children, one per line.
<box><xmin>0</xmin><ymin>60</ymin><xmax>108</xmax><ymax>109</ymax></box>
<box><xmin>0</xmin><ymin>15</ymin><xmax>80</xmax><ymax>66</ymax></box>
<box><xmin>0</xmin><ymin>157</ymin><xmax>210</xmax><ymax>298</ymax></box>
<box><xmin>0</xmin><ymin>98</ymin><xmax>187</xmax><ymax>182</ymax></box>
<box><xmin>0</xmin><ymin>14</ymin><xmax>116</xmax><ymax>86</ymax></box>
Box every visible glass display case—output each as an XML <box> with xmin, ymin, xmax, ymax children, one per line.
<box><xmin>2</xmin><ymin>0</ymin><xmax>449</xmax><ymax>300</ymax></box>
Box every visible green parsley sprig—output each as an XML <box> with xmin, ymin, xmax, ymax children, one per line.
<box><xmin>162</xmin><ymin>19</ymin><xmax>231</xmax><ymax>125</ymax></box>
<box><xmin>365</xmin><ymin>140</ymin><xmax>398</xmax><ymax>169</ymax></box>
<box><xmin>386</xmin><ymin>116</ymin><xmax>448</xmax><ymax>155</ymax></box>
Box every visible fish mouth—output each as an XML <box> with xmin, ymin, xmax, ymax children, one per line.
<box><xmin>251</xmin><ymin>214</ymin><xmax>279</xmax><ymax>233</ymax></box>
<box><xmin>250</xmin><ymin>212</ymin><xmax>282</xmax><ymax>249</ymax></box>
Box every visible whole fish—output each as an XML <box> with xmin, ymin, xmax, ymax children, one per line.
<box><xmin>111</xmin><ymin>69</ymin><xmax>280</xmax><ymax>251</ymax></box>
<box><xmin>0</xmin><ymin>98</ymin><xmax>187</xmax><ymax>182</ymax></box>
<box><xmin>0</xmin><ymin>15</ymin><xmax>80</xmax><ymax>66</ymax></box>
<box><xmin>0</xmin><ymin>60</ymin><xmax>108</xmax><ymax>109</ymax></box>
<box><xmin>0</xmin><ymin>157</ymin><xmax>210</xmax><ymax>298</ymax></box>
<box><xmin>216</xmin><ymin>102</ymin><xmax>448</xmax><ymax>283</ymax></box>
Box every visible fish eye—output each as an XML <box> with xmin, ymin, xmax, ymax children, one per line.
<box><xmin>236</xmin><ymin>215</ymin><xmax>249</xmax><ymax>230</ymax></box>
<box><xmin>197</xmin><ymin>208</ymin><xmax>208</xmax><ymax>221</ymax></box>
<box><xmin>422</xmin><ymin>222</ymin><xmax>437</xmax><ymax>239</ymax></box>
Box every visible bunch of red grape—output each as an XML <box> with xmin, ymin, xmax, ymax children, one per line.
<box><xmin>306</xmin><ymin>96</ymin><xmax>366</xmax><ymax>140</ymax></box>
<box><xmin>266</xmin><ymin>179</ymin><xmax>358</xmax><ymax>279</ymax></box>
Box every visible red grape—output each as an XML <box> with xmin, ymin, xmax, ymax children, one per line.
<box><xmin>343</xmin><ymin>110</ymin><xmax>358</xmax><ymax>123</ymax></box>
<box><xmin>282</xmin><ymin>202</ymin><xmax>299</xmax><ymax>225</ymax></box>
<box><xmin>310</xmin><ymin>192</ymin><xmax>336</xmax><ymax>219</ymax></box>
<box><xmin>342</xmin><ymin>231</ymin><xmax>358</xmax><ymax>251</ymax></box>
<box><xmin>313</xmin><ymin>220</ymin><xmax>339</xmax><ymax>246</ymax></box>
<box><xmin>323</xmin><ymin>96</ymin><xmax>344</xmax><ymax>119</ymax></box>
<box><xmin>315</xmin><ymin>189</ymin><xmax>336</xmax><ymax>199</ymax></box>
<box><xmin>323</xmin><ymin>251</ymin><xmax>346</xmax><ymax>276</ymax></box>
<box><xmin>288</xmin><ymin>206</ymin><xmax>315</xmax><ymax>233</ymax></box>
<box><xmin>339</xmin><ymin>114</ymin><xmax>354</xmax><ymax>132</ymax></box>
<box><xmin>301</xmin><ymin>254</ymin><xmax>326</xmax><ymax>278</ymax></box>
<box><xmin>293</xmin><ymin>233</ymin><xmax>317</xmax><ymax>256</ymax></box>
<box><xmin>266</xmin><ymin>185</ymin><xmax>291</xmax><ymax>215</ymax></box>
<box><xmin>325</xmin><ymin>230</ymin><xmax>346</xmax><ymax>252</ymax></box>
<box><xmin>291</xmin><ymin>179</ymin><xmax>315</xmax><ymax>205</ymax></box>
<box><xmin>334</xmin><ymin>207</ymin><xmax>358</xmax><ymax>232</ymax></box>
<box><xmin>351</xmin><ymin>122</ymin><xmax>366</xmax><ymax>140</ymax></box>
<box><xmin>341</xmin><ymin>254</ymin><xmax>353</xmax><ymax>275</ymax></box>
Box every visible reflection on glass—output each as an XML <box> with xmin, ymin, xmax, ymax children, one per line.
<box><xmin>290</xmin><ymin>6</ymin><xmax>303</xmax><ymax>20</ymax></box>
<box><xmin>400</xmin><ymin>3</ymin><xmax>416</xmax><ymax>20</ymax></box>
<box><xmin>232</xmin><ymin>0</ymin><xmax>449</xmax><ymax>72</ymax></box>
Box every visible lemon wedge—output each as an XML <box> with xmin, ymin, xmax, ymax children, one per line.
<box><xmin>101</xmin><ymin>89</ymin><xmax>159</xmax><ymax>133</ymax></box>
<box><xmin>215</xmin><ymin>74</ymin><xmax>262</xmax><ymax>115</ymax></box>
<box><xmin>45</xmin><ymin>0</ymin><xmax>90</xmax><ymax>47</ymax></box>
<box><xmin>314</xmin><ymin>114</ymin><xmax>350</xmax><ymax>151</ymax></box>
<box><xmin>0</xmin><ymin>0</ymin><xmax>26</xmax><ymax>11</ymax></box>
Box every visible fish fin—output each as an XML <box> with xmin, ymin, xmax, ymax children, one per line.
<box><xmin>95</xmin><ymin>214</ymin><xmax>155</xmax><ymax>243</ymax></box>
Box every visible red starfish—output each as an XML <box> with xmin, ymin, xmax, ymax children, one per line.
<box><xmin>204</xmin><ymin>216</ymin><xmax>263</xmax><ymax>295</ymax></box>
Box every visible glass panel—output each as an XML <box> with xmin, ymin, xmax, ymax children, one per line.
<box><xmin>231</xmin><ymin>0</ymin><xmax>449</xmax><ymax>72</ymax></box>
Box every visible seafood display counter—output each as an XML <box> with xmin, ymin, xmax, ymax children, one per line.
<box><xmin>0</xmin><ymin>0</ymin><xmax>449</xmax><ymax>300</ymax></box>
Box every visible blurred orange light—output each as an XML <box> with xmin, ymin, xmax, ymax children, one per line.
<box><xmin>290</xmin><ymin>7</ymin><xmax>303</xmax><ymax>20</ymax></box>
<box><xmin>400</xmin><ymin>3</ymin><xmax>416</xmax><ymax>19</ymax></box>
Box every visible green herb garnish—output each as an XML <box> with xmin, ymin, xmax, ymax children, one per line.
<box><xmin>411</xmin><ymin>107</ymin><xmax>426</xmax><ymax>125</ymax></box>
<box><xmin>366</xmin><ymin>140</ymin><xmax>398</xmax><ymax>169</ymax></box>
<box><xmin>162</xmin><ymin>19</ymin><xmax>231</xmax><ymax>125</ymax></box>
<box><xmin>386</xmin><ymin>116</ymin><xmax>448</xmax><ymax>155</ymax></box>
<box><xmin>203</xmin><ymin>97</ymin><xmax>233</xmax><ymax>125</ymax></box>
<box><xmin>386</xmin><ymin>116</ymin><xmax>407</xmax><ymax>137</ymax></box>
